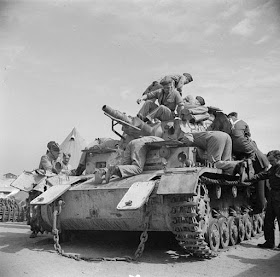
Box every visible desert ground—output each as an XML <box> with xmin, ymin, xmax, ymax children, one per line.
<box><xmin>0</xmin><ymin>222</ymin><xmax>280</xmax><ymax>277</ymax></box>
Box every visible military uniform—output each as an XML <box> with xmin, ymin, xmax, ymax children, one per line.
<box><xmin>230</xmin><ymin>119</ymin><xmax>255</xmax><ymax>159</ymax></box>
<box><xmin>118</xmin><ymin>136</ymin><xmax>164</xmax><ymax>178</ymax></box>
<box><xmin>138</xmin><ymin>88</ymin><xmax>184</xmax><ymax>121</ymax></box>
<box><xmin>29</xmin><ymin>141</ymin><xmax>60</xmax><ymax>238</ymax></box>
<box><xmin>250</xmin><ymin>164</ymin><xmax>280</xmax><ymax>247</ymax></box>
<box><xmin>143</xmin><ymin>73</ymin><xmax>192</xmax><ymax>96</ymax></box>
<box><xmin>39</xmin><ymin>153</ymin><xmax>60</xmax><ymax>173</ymax></box>
<box><xmin>165</xmin><ymin>74</ymin><xmax>188</xmax><ymax>92</ymax></box>
<box><xmin>180</xmin><ymin>131</ymin><xmax>239</xmax><ymax>174</ymax></box>
<box><xmin>61</xmin><ymin>162</ymin><xmax>72</xmax><ymax>175</ymax></box>
<box><xmin>230</xmin><ymin>119</ymin><xmax>269</xmax><ymax>173</ymax></box>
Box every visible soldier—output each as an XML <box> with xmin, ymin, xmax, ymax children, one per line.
<box><xmin>61</xmin><ymin>152</ymin><xmax>72</xmax><ymax>175</ymax></box>
<box><xmin>143</xmin><ymin>73</ymin><xmax>193</xmax><ymax>96</ymax></box>
<box><xmin>96</xmin><ymin>136</ymin><xmax>164</xmax><ymax>183</ymax></box>
<box><xmin>177</xmin><ymin>130</ymin><xmax>244</xmax><ymax>175</ymax></box>
<box><xmin>38</xmin><ymin>141</ymin><xmax>61</xmax><ymax>174</ymax></box>
<box><xmin>136</xmin><ymin>76</ymin><xmax>185</xmax><ymax>122</ymax></box>
<box><xmin>245</xmin><ymin>150</ymin><xmax>280</xmax><ymax>249</ymax></box>
<box><xmin>164</xmin><ymin>73</ymin><xmax>193</xmax><ymax>94</ymax></box>
<box><xmin>227</xmin><ymin>112</ymin><xmax>255</xmax><ymax>160</ymax></box>
<box><xmin>29</xmin><ymin>141</ymin><xmax>61</xmax><ymax>238</ymax></box>
<box><xmin>227</xmin><ymin>112</ymin><xmax>269</xmax><ymax>173</ymax></box>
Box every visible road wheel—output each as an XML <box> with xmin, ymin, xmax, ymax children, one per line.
<box><xmin>207</xmin><ymin>220</ymin><xmax>220</xmax><ymax>252</ymax></box>
<box><xmin>218</xmin><ymin>218</ymin><xmax>229</xmax><ymax>249</ymax></box>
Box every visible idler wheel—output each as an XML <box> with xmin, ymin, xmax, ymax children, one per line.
<box><xmin>218</xmin><ymin>218</ymin><xmax>229</xmax><ymax>249</ymax></box>
<box><xmin>244</xmin><ymin>215</ymin><xmax>252</xmax><ymax>240</ymax></box>
<box><xmin>237</xmin><ymin>217</ymin><xmax>245</xmax><ymax>242</ymax></box>
<box><xmin>228</xmin><ymin>217</ymin><xmax>238</xmax><ymax>246</ymax></box>
<box><xmin>206</xmin><ymin>220</ymin><xmax>220</xmax><ymax>252</ymax></box>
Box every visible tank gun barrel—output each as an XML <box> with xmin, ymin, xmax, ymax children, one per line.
<box><xmin>102</xmin><ymin>105</ymin><xmax>133</xmax><ymax>125</ymax></box>
<box><xmin>102</xmin><ymin>105</ymin><xmax>156</xmax><ymax>138</ymax></box>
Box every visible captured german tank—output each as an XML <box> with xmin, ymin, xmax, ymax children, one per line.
<box><xmin>28</xmin><ymin>104</ymin><xmax>265</xmax><ymax>259</ymax></box>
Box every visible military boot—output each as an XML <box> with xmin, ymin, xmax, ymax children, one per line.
<box><xmin>257</xmin><ymin>241</ymin><xmax>275</xmax><ymax>249</ymax></box>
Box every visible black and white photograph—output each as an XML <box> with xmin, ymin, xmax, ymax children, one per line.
<box><xmin>1</xmin><ymin>0</ymin><xmax>280</xmax><ymax>276</ymax></box>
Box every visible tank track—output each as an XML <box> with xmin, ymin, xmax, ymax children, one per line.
<box><xmin>169</xmin><ymin>179</ymin><xmax>264</xmax><ymax>258</ymax></box>
<box><xmin>169</xmin><ymin>182</ymin><xmax>212</xmax><ymax>258</ymax></box>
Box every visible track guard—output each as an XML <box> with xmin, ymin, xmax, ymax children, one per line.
<box><xmin>117</xmin><ymin>181</ymin><xmax>156</xmax><ymax>210</ymax></box>
<box><xmin>30</xmin><ymin>184</ymin><xmax>71</xmax><ymax>205</ymax></box>
<box><xmin>157</xmin><ymin>168</ymin><xmax>199</xmax><ymax>195</ymax></box>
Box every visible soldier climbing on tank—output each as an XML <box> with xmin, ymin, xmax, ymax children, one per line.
<box><xmin>169</xmin><ymin>120</ymin><xmax>253</xmax><ymax>178</ymax></box>
<box><xmin>181</xmin><ymin>95</ymin><xmax>209</xmax><ymax>123</ymax></box>
<box><xmin>244</xmin><ymin>150</ymin><xmax>280</xmax><ymax>249</ymax></box>
<box><xmin>136</xmin><ymin>76</ymin><xmax>185</xmax><ymax>123</ymax></box>
<box><xmin>143</xmin><ymin>73</ymin><xmax>193</xmax><ymax>96</ymax></box>
<box><xmin>29</xmin><ymin>141</ymin><xmax>61</xmax><ymax>238</ymax></box>
<box><xmin>227</xmin><ymin>112</ymin><xmax>270</xmax><ymax>173</ymax></box>
<box><xmin>95</xmin><ymin>136</ymin><xmax>164</xmax><ymax>183</ymax></box>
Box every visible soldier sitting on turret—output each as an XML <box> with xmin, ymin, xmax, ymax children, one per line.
<box><xmin>136</xmin><ymin>76</ymin><xmax>185</xmax><ymax>123</ymax></box>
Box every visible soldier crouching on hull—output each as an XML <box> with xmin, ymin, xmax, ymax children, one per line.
<box><xmin>245</xmin><ymin>150</ymin><xmax>280</xmax><ymax>249</ymax></box>
<box><xmin>29</xmin><ymin>141</ymin><xmax>61</xmax><ymax>238</ymax></box>
<box><xmin>95</xmin><ymin>136</ymin><xmax>164</xmax><ymax>183</ymax></box>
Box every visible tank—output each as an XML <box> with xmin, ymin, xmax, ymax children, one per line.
<box><xmin>27</xmin><ymin>105</ymin><xmax>265</xmax><ymax>258</ymax></box>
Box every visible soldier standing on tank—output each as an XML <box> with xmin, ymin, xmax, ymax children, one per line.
<box><xmin>136</xmin><ymin>76</ymin><xmax>185</xmax><ymax>122</ymax></box>
<box><xmin>245</xmin><ymin>150</ymin><xmax>280</xmax><ymax>249</ymax></box>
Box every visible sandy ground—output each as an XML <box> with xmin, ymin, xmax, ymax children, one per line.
<box><xmin>0</xmin><ymin>222</ymin><xmax>280</xmax><ymax>277</ymax></box>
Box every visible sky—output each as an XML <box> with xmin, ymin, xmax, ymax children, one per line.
<box><xmin>1</xmin><ymin>0</ymin><xmax>280</xmax><ymax>175</ymax></box>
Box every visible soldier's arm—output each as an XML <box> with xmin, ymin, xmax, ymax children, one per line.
<box><xmin>175</xmin><ymin>92</ymin><xmax>185</xmax><ymax>117</ymax></box>
<box><xmin>176</xmin><ymin>75</ymin><xmax>186</xmax><ymax>92</ymax></box>
<box><xmin>39</xmin><ymin>156</ymin><xmax>53</xmax><ymax>172</ymax></box>
<box><xmin>248</xmin><ymin>170</ymin><xmax>269</xmax><ymax>182</ymax></box>
<box><xmin>244</xmin><ymin>122</ymin><xmax>251</xmax><ymax>137</ymax></box>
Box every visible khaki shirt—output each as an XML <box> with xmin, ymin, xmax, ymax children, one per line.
<box><xmin>146</xmin><ymin>88</ymin><xmax>183</xmax><ymax>112</ymax></box>
<box><xmin>39</xmin><ymin>153</ymin><xmax>58</xmax><ymax>173</ymax></box>
<box><xmin>165</xmin><ymin>74</ymin><xmax>187</xmax><ymax>91</ymax></box>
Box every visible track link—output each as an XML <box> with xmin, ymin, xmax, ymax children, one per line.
<box><xmin>169</xmin><ymin>188</ymin><xmax>212</xmax><ymax>258</ymax></box>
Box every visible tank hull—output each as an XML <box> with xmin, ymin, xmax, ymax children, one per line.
<box><xmin>40</xmin><ymin>171</ymin><xmax>172</xmax><ymax>232</ymax></box>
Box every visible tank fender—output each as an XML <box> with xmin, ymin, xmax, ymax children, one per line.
<box><xmin>157</xmin><ymin>167</ymin><xmax>221</xmax><ymax>195</ymax></box>
<box><xmin>30</xmin><ymin>184</ymin><xmax>71</xmax><ymax>205</ymax></box>
<box><xmin>117</xmin><ymin>181</ymin><xmax>156</xmax><ymax>210</ymax></box>
<box><xmin>30</xmin><ymin>175</ymin><xmax>92</xmax><ymax>205</ymax></box>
